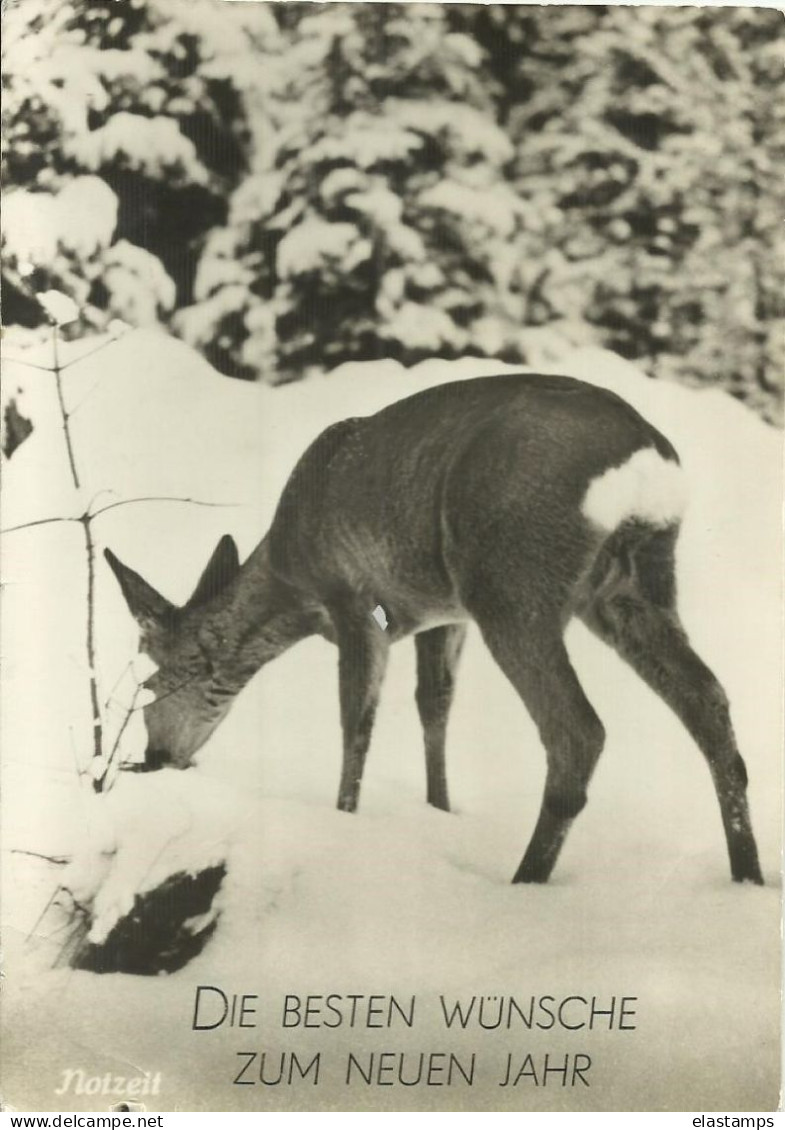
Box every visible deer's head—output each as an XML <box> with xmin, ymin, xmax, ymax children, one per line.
<box><xmin>105</xmin><ymin>536</ymin><xmax>244</xmax><ymax>768</ymax></box>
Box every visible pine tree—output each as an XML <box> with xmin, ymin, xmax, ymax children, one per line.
<box><xmin>177</xmin><ymin>3</ymin><xmax>523</xmax><ymax>379</ymax></box>
<box><xmin>3</xmin><ymin>2</ymin><xmax>780</xmax><ymax>420</ymax></box>
<box><xmin>467</xmin><ymin>5</ymin><xmax>783</xmax><ymax>420</ymax></box>
<box><xmin>2</xmin><ymin>0</ymin><xmax>277</xmax><ymax>332</ymax></box>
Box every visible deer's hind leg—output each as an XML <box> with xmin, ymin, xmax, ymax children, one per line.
<box><xmin>467</xmin><ymin>578</ymin><xmax>606</xmax><ymax>883</ymax></box>
<box><xmin>415</xmin><ymin>623</ymin><xmax>467</xmax><ymax>811</ymax></box>
<box><xmin>581</xmin><ymin>522</ymin><xmax>763</xmax><ymax>885</ymax></box>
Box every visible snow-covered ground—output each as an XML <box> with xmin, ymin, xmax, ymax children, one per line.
<box><xmin>1</xmin><ymin>330</ymin><xmax>781</xmax><ymax>1112</ymax></box>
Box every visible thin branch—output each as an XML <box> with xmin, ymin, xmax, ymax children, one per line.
<box><xmin>95</xmin><ymin>683</ymin><xmax>144</xmax><ymax>795</ymax></box>
<box><xmin>0</xmin><ymin>355</ymin><xmax>57</xmax><ymax>374</ymax></box>
<box><xmin>85</xmin><ymin>487</ymin><xmax>118</xmax><ymax>513</ymax></box>
<box><xmin>1</xmin><ymin>328</ymin><xmax>127</xmax><ymax>378</ymax></box>
<box><xmin>54</xmin><ymin>917</ymin><xmax>91</xmax><ymax>970</ymax></box>
<box><xmin>52</xmin><ymin>325</ymin><xmax>81</xmax><ymax>489</ymax></box>
<box><xmin>58</xmin><ymin>333</ymin><xmax>127</xmax><ymax>373</ymax></box>
<box><xmin>88</xmin><ymin>495</ymin><xmax>243</xmax><ymax>520</ymax></box>
<box><xmin>110</xmin><ymin>686</ymin><xmax>142</xmax><ymax>758</ymax></box>
<box><xmin>66</xmin><ymin>376</ymin><xmax>110</xmax><ymax>418</ymax></box>
<box><xmin>2</xmin><ymin>496</ymin><xmax>241</xmax><ymax>536</ymax></box>
<box><xmin>11</xmin><ymin>849</ymin><xmax>70</xmax><ymax>865</ymax></box>
<box><xmin>44</xmin><ymin>323</ymin><xmax>104</xmax><ymax>779</ymax></box>
<box><xmin>0</xmin><ymin>515</ymin><xmax>81</xmax><ymax>535</ymax></box>
<box><xmin>130</xmin><ymin>672</ymin><xmax>197</xmax><ymax>711</ymax></box>
<box><xmin>26</xmin><ymin>884</ymin><xmax>66</xmax><ymax>943</ymax></box>
<box><xmin>81</xmin><ymin>516</ymin><xmax>104</xmax><ymax>777</ymax></box>
<box><xmin>103</xmin><ymin>660</ymin><xmax>133</xmax><ymax>711</ymax></box>
<box><xmin>0</xmin><ymin>757</ymin><xmax>83</xmax><ymax>777</ymax></box>
<box><xmin>68</xmin><ymin>725</ymin><xmax>91</xmax><ymax>783</ymax></box>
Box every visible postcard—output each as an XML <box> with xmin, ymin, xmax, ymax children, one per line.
<box><xmin>1</xmin><ymin>1</ymin><xmax>781</xmax><ymax>1114</ymax></box>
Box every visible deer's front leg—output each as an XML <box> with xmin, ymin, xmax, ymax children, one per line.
<box><xmin>415</xmin><ymin>623</ymin><xmax>467</xmax><ymax>811</ymax></box>
<box><xmin>332</xmin><ymin>604</ymin><xmax>391</xmax><ymax>813</ymax></box>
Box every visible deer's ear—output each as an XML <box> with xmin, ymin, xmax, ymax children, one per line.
<box><xmin>104</xmin><ymin>548</ymin><xmax>176</xmax><ymax>633</ymax></box>
<box><xmin>186</xmin><ymin>534</ymin><xmax>240</xmax><ymax>610</ymax></box>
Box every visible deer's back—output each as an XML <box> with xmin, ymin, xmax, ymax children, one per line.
<box><xmin>268</xmin><ymin>374</ymin><xmax>679</xmax><ymax>631</ymax></box>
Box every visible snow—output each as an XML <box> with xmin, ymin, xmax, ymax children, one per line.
<box><xmin>388</xmin><ymin>99</ymin><xmax>514</xmax><ymax>167</ymax></box>
<box><xmin>48</xmin><ymin>44</ymin><xmax>164</xmax><ymax>91</ymax></box>
<box><xmin>442</xmin><ymin>32</ymin><xmax>484</xmax><ymax>72</ymax></box>
<box><xmin>319</xmin><ymin>168</ymin><xmax>368</xmax><ymax>204</ymax></box>
<box><xmin>308</xmin><ymin>117</ymin><xmax>424</xmax><ymax>170</ymax></box>
<box><xmin>176</xmin><ymin>285</ymin><xmax>249</xmax><ymax>350</ymax></box>
<box><xmin>384</xmin><ymin>221</ymin><xmax>427</xmax><ymax>264</ymax></box>
<box><xmin>3</xmin><ymin>178</ymin><xmax>118</xmax><ymax>270</ymax></box>
<box><xmin>420</xmin><ymin>181</ymin><xmax>521</xmax><ymax>239</ymax></box>
<box><xmin>380</xmin><ymin>302</ymin><xmax>465</xmax><ymax>353</ymax></box>
<box><xmin>0</xmin><ymin>330</ymin><xmax>780</xmax><ymax>1112</ymax></box>
<box><xmin>71</xmin><ymin>113</ymin><xmax>210</xmax><ymax>185</ymax></box>
<box><xmin>277</xmin><ymin>220</ymin><xmax>367</xmax><ymax>278</ymax></box>
<box><xmin>62</xmin><ymin>770</ymin><xmax>233</xmax><ymax>947</ymax></box>
<box><xmin>345</xmin><ymin>188</ymin><xmax>403</xmax><ymax>229</ymax></box>
<box><xmin>102</xmin><ymin>241</ymin><xmax>177</xmax><ymax>325</ymax></box>
<box><xmin>152</xmin><ymin>0</ymin><xmax>279</xmax><ymax>59</ymax></box>
<box><xmin>37</xmin><ymin>290</ymin><xmax>80</xmax><ymax>329</ymax></box>
<box><xmin>230</xmin><ymin>171</ymin><xmax>285</xmax><ymax>226</ymax></box>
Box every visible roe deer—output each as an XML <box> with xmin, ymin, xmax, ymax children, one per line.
<box><xmin>105</xmin><ymin>373</ymin><xmax>763</xmax><ymax>884</ymax></box>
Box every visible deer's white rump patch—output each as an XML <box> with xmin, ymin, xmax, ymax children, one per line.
<box><xmin>581</xmin><ymin>448</ymin><xmax>687</xmax><ymax>532</ymax></box>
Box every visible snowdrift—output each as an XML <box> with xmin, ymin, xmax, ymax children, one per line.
<box><xmin>1</xmin><ymin>330</ymin><xmax>780</xmax><ymax>1112</ymax></box>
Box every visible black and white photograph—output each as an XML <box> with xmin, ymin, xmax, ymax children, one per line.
<box><xmin>1</xmin><ymin>0</ymin><xmax>782</xmax><ymax>1115</ymax></box>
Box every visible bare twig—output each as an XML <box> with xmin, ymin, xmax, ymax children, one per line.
<box><xmin>0</xmin><ymin>356</ymin><xmax>57</xmax><ymax>373</ymax></box>
<box><xmin>11</xmin><ymin>849</ymin><xmax>70</xmax><ymax>865</ymax></box>
<box><xmin>81</xmin><ymin>515</ymin><xmax>104</xmax><ymax>775</ymax></box>
<box><xmin>57</xmin><ymin>333</ymin><xmax>127</xmax><ymax>373</ymax></box>
<box><xmin>67</xmin><ymin>376</ymin><xmax>110</xmax><ymax>418</ymax></box>
<box><xmin>54</xmin><ymin>916</ymin><xmax>91</xmax><ymax>970</ymax></box>
<box><xmin>89</xmin><ymin>495</ymin><xmax>243</xmax><ymax>520</ymax></box>
<box><xmin>26</xmin><ymin>884</ymin><xmax>67</xmax><ymax>943</ymax></box>
<box><xmin>2</xmin><ymin>496</ymin><xmax>240</xmax><ymax>537</ymax></box>
<box><xmin>68</xmin><ymin>725</ymin><xmax>88</xmax><ymax>782</ymax></box>
<box><xmin>103</xmin><ymin>660</ymin><xmax>134</xmax><ymax>711</ymax></box>
<box><xmin>0</xmin><ymin>515</ymin><xmax>81</xmax><ymax>535</ymax></box>
<box><xmin>52</xmin><ymin>325</ymin><xmax>81</xmax><ymax>489</ymax></box>
<box><xmin>96</xmin><ymin>683</ymin><xmax>144</xmax><ymax>793</ymax></box>
<box><xmin>1</xmin><ymin>326</ymin><xmax>127</xmax><ymax>378</ymax></box>
<box><xmin>40</xmin><ymin>322</ymin><xmax>107</xmax><ymax>784</ymax></box>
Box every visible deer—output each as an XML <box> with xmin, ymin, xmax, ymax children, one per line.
<box><xmin>105</xmin><ymin>372</ymin><xmax>763</xmax><ymax>885</ymax></box>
